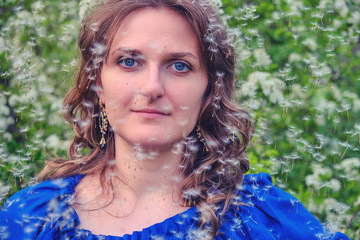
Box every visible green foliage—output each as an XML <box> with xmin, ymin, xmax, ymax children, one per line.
<box><xmin>1</xmin><ymin>0</ymin><xmax>359</xmax><ymax>238</ymax></box>
<box><xmin>0</xmin><ymin>0</ymin><xmax>79</xmax><ymax>196</ymax></box>
<box><xmin>222</xmin><ymin>0</ymin><xmax>360</xmax><ymax>237</ymax></box>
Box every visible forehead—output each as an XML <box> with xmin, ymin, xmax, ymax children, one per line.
<box><xmin>108</xmin><ymin>7</ymin><xmax>200</xmax><ymax>54</ymax></box>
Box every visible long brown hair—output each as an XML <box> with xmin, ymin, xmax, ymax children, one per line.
<box><xmin>38</xmin><ymin>0</ymin><xmax>254</xmax><ymax>237</ymax></box>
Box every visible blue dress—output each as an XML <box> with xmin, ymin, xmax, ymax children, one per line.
<box><xmin>0</xmin><ymin>173</ymin><xmax>350</xmax><ymax>240</ymax></box>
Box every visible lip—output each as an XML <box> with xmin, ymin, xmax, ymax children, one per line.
<box><xmin>132</xmin><ymin>109</ymin><xmax>169</xmax><ymax>119</ymax></box>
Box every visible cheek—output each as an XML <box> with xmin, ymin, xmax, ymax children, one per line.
<box><xmin>105</xmin><ymin>103</ymin><xmax>121</xmax><ymax>127</ymax></box>
<box><xmin>173</xmin><ymin>85</ymin><xmax>207</xmax><ymax>126</ymax></box>
<box><xmin>102</xmin><ymin>83</ymin><xmax>133</xmax><ymax>124</ymax></box>
<box><xmin>186</xmin><ymin>81</ymin><xmax>207</xmax><ymax>111</ymax></box>
<box><xmin>102</xmin><ymin>77</ymin><xmax>132</xmax><ymax>104</ymax></box>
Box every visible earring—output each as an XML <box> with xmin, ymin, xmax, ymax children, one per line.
<box><xmin>196</xmin><ymin>125</ymin><xmax>209</xmax><ymax>152</ymax></box>
<box><xmin>99</xmin><ymin>99</ymin><xmax>108</xmax><ymax>149</ymax></box>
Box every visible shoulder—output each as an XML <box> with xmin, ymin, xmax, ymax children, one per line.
<box><xmin>1</xmin><ymin>175</ymin><xmax>83</xmax><ymax>214</ymax></box>
<box><xmin>217</xmin><ymin>173</ymin><xmax>350</xmax><ymax>240</ymax></box>
<box><xmin>0</xmin><ymin>175</ymin><xmax>84</xmax><ymax>239</ymax></box>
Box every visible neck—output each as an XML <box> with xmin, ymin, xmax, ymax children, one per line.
<box><xmin>113</xmin><ymin>136</ymin><xmax>185</xmax><ymax>200</ymax></box>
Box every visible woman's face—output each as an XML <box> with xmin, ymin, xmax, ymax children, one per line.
<box><xmin>97</xmin><ymin>7</ymin><xmax>208</xmax><ymax>151</ymax></box>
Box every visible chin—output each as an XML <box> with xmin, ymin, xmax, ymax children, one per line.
<box><xmin>114</xmin><ymin>127</ymin><xmax>193</xmax><ymax>152</ymax></box>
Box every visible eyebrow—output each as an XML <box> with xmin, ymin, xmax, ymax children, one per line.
<box><xmin>110</xmin><ymin>47</ymin><xmax>198</xmax><ymax>61</ymax></box>
<box><xmin>168</xmin><ymin>52</ymin><xmax>198</xmax><ymax>61</ymax></box>
<box><xmin>111</xmin><ymin>47</ymin><xmax>141</xmax><ymax>57</ymax></box>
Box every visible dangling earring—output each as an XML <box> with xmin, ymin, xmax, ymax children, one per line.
<box><xmin>196</xmin><ymin>125</ymin><xmax>209</xmax><ymax>152</ymax></box>
<box><xmin>99</xmin><ymin>99</ymin><xmax>108</xmax><ymax>149</ymax></box>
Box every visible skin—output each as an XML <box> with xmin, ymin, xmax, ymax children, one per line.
<box><xmin>74</xmin><ymin>7</ymin><xmax>208</xmax><ymax>236</ymax></box>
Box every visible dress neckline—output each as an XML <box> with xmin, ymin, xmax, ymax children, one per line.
<box><xmin>67</xmin><ymin>175</ymin><xmax>199</xmax><ymax>239</ymax></box>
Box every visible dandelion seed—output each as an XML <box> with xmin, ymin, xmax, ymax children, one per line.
<box><xmin>19</xmin><ymin>127</ymin><xmax>29</xmax><ymax>133</ymax></box>
<box><xmin>89</xmin><ymin>22</ymin><xmax>100</xmax><ymax>32</ymax></box>
<box><xmin>90</xmin><ymin>85</ymin><xmax>103</xmax><ymax>92</ymax></box>
<box><xmin>183</xmin><ymin>188</ymin><xmax>201</xmax><ymax>198</ymax></box>
<box><xmin>88</xmin><ymin>75</ymin><xmax>96</xmax><ymax>81</ymax></box>
<box><xmin>78</xmin><ymin>118</ymin><xmax>91</xmax><ymax>129</ymax></box>
<box><xmin>177</xmin><ymin>119</ymin><xmax>189</xmax><ymax>126</ymax></box>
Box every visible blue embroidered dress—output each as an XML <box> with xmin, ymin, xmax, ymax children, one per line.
<box><xmin>0</xmin><ymin>173</ymin><xmax>350</xmax><ymax>239</ymax></box>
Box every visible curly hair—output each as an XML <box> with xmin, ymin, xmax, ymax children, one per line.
<box><xmin>37</xmin><ymin>0</ymin><xmax>254</xmax><ymax>238</ymax></box>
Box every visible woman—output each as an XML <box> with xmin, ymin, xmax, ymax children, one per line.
<box><xmin>0</xmin><ymin>0</ymin><xmax>350</xmax><ymax>239</ymax></box>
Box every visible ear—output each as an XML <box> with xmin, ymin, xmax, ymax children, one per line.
<box><xmin>95</xmin><ymin>75</ymin><xmax>105</xmax><ymax>104</ymax></box>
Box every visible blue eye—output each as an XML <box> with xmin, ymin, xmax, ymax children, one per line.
<box><xmin>117</xmin><ymin>58</ymin><xmax>138</xmax><ymax>68</ymax></box>
<box><xmin>124</xmin><ymin>58</ymin><xmax>135</xmax><ymax>67</ymax></box>
<box><xmin>171</xmin><ymin>62</ymin><xmax>191</xmax><ymax>73</ymax></box>
<box><xmin>175</xmin><ymin>62</ymin><xmax>186</xmax><ymax>71</ymax></box>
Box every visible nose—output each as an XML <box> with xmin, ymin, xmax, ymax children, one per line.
<box><xmin>140</xmin><ymin>64</ymin><xmax>165</xmax><ymax>101</ymax></box>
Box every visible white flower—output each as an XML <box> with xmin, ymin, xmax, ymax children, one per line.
<box><xmin>209</xmin><ymin>0</ymin><xmax>223</xmax><ymax>7</ymax></box>
<box><xmin>288</xmin><ymin>53</ymin><xmax>302</xmax><ymax>62</ymax></box>
<box><xmin>250</xmin><ymin>71</ymin><xmax>270</xmax><ymax>82</ymax></box>
<box><xmin>286</xmin><ymin>0</ymin><xmax>303</xmax><ymax>17</ymax></box>
<box><xmin>0</xmin><ymin>105</ymin><xmax>10</xmax><ymax>115</ymax></box>
<box><xmin>348</xmin><ymin>11</ymin><xmax>360</xmax><ymax>25</ymax></box>
<box><xmin>334</xmin><ymin>158</ymin><xmax>360</xmax><ymax>179</ymax></box>
<box><xmin>334</xmin><ymin>0</ymin><xmax>349</xmax><ymax>17</ymax></box>
<box><xmin>271</xmin><ymin>11</ymin><xmax>282</xmax><ymax>20</ymax></box>
<box><xmin>314</xmin><ymin>164</ymin><xmax>332</xmax><ymax>176</ymax></box>
<box><xmin>323</xmin><ymin>198</ymin><xmax>350</xmax><ymax>216</ymax></box>
<box><xmin>302</xmin><ymin>38</ymin><xmax>317</xmax><ymax>51</ymax></box>
<box><xmin>306</xmin><ymin>174</ymin><xmax>319</xmax><ymax>188</ymax></box>
<box><xmin>32</xmin><ymin>1</ymin><xmax>44</xmax><ymax>13</ymax></box>
<box><xmin>354</xmin><ymin>196</ymin><xmax>360</xmax><ymax>206</ymax></box>
<box><xmin>319</xmin><ymin>0</ymin><xmax>332</xmax><ymax>9</ymax></box>
<box><xmin>239</xmin><ymin>49</ymin><xmax>252</xmax><ymax>61</ymax></box>
<box><xmin>260</xmin><ymin>77</ymin><xmax>284</xmax><ymax>104</ymax></box>
<box><xmin>241</xmin><ymin>72</ymin><xmax>269</xmax><ymax>97</ymax></box>
<box><xmin>253</xmin><ymin>48</ymin><xmax>272</xmax><ymax>67</ymax></box>
<box><xmin>317</xmin><ymin>99</ymin><xmax>336</xmax><ymax>113</ymax></box>
<box><xmin>79</xmin><ymin>0</ymin><xmax>98</xmax><ymax>20</ymax></box>
<box><xmin>0</xmin><ymin>181</ymin><xmax>10</xmax><ymax>202</ymax></box>
<box><xmin>46</xmin><ymin>134</ymin><xmax>60</xmax><ymax>149</ymax></box>
<box><xmin>333</xmin><ymin>19</ymin><xmax>343</xmax><ymax>29</ymax></box>
<box><xmin>328</xmin><ymin>179</ymin><xmax>341</xmax><ymax>192</ymax></box>
<box><xmin>0</xmin><ymin>36</ymin><xmax>5</xmax><ymax>54</ymax></box>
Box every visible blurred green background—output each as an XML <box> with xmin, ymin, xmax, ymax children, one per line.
<box><xmin>1</xmin><ymin>0</ymin><xmax>359</xmax><ymax>238</ymax></box>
